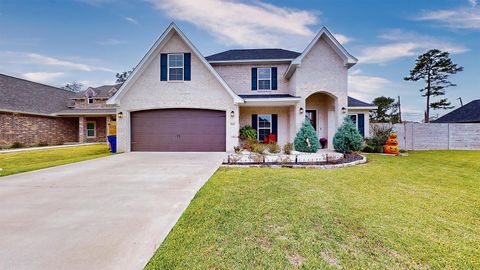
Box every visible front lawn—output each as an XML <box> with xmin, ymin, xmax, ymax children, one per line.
<box><xmin>0</xmin><ymin>144</ymin><xmax>112</xmax><ymax>177</ymax></box>
<box><xmin>146</xmin><ymin>151</ymin><xmax>480</xmax><ymax>269</ymax></box>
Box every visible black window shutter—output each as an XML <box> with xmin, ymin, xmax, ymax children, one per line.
<box><xmin>252</xmin><ymin>114</ymin><xmax>258</xmax><ymax>131</ymax></box>
<box><xmin>358</xmin><ymin>114</ymin><xmax>365</xmax><ymax>137</ymax></box>
<box><xmin>251</xmin><ymin>68</ymin><xmax>257</xmax><ymax>90</ymax></box>
<box><xmin>272</xmin><ymin>114</ymin><xmax>278</xmax><ymax>140</ymax></box>
<box><xmin>184</xmin><ymin>53</ymin><xmax>191</xmax><ymax>81</ymax></box>
<box><xmin>160</xmin><ymin>54</ymin><xmax>167</xmax><ymax>81</ymax></box>
<box><xmin>271</xmin><ymin>67</ymin><xmax>277</xmax><ymax>90</ymax></box>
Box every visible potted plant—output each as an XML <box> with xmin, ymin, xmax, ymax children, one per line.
<box><xmin>320</xmin><ymin>137</ymin><xmax>328</xmax><ymax>149</ymax></box>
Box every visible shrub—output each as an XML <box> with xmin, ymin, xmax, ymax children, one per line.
<box><xmin>37</xmin><ymin>141</ymin><xmax>49</xmax><ymax>147</ymax></box>
<box><xmin>333</xmin><ymin>117</ymin><xmax>363</xmax><ymax>153</ymax></box>
<box><xmin>266</xmin><ymin>142</ymin><xmax>281</xmax><ymax>154</ymax></box>
<box><xmin>250</xmin><ymin>142</ymin><xmax>266</xmax><ymax>154</ymax></box>
<box><xmin>239</xmin><ymin>125</ymin><xmax>257</xmax><ymax>141</ymax></box>
<box><xmin>283</xmin><ymin>143</ymin><xmax>293</xmax><ymax>154</ymax></box>
<box><xmin>233</xmin><ymin>146</ymin><xmax>241</xmax><ymax>153</ymax></box>
<box><xmin>364</xmin><ymin>125</ymin><xmax>393</xmax><ymax>153</ymax></box>
<box><xmin>294</xmin><ymin>120</ymin><xmax>319</xmax><ymax>153</ymax></box>
<box><xmin>10</xmin><ymin>142</ymin><xmax>24</xmax><ymax>149</ymax></box>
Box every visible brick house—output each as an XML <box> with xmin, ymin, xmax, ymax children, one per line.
<box><xmin>0</xmin><ymin>73</ymin><xmax>118</xmax><ymax>147</ymax></box>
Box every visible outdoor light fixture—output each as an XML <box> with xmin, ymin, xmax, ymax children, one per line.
<box><xmin>230</xmin><ymin>110</ymin><xmax>235</xmax><ymax>117</ymax></box>
<box><xmin>341</xmin><ymin>107</ymin><xmax>347</xmax><ymax>114</ymax></box>
<box><xmin>299</xmin><ymin>107</ymin><xmax>304</xmax><ymax>114</ymax></box>
<box><xmin>117</xmin><ymin>112</ymin><xmax>124</xmax><ymax>118</ymax></box>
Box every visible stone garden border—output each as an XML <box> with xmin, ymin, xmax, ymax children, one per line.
<box><xmin>221</xmin><ymin>154</ymin><xmax>367</xmax><ymax>169</ymax></box>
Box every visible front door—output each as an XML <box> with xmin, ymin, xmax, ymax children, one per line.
<box><xmin>305</xmin><ymin>110</ymin><xmax>317</xmax><ymax>130</ymax></box>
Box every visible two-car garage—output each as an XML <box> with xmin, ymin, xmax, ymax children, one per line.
<box><xmin>130</xmin><ymin>109</ymin><xmax>226</xmax><ymax>152</ymax></box>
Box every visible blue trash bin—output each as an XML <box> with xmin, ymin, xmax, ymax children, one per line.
<box><xmin>107</xmin><ymin>135</ymin><xmax>117</xmax><ymax>153</ymax></box>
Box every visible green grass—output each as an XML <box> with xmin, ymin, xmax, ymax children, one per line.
<box><xmin>146</xmin><ymin>151</ymin><xmax>480</xmax><ymax>269</ymax></box>
<box><xmin>0</xmin><ymin>144</ymin><xmax>112</xmax><ymax>177</ymax></box>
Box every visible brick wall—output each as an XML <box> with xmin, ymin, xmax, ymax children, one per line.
<box><xmin>80</xmin><ymin>117</ymin><xmax>107</xmax><ymax>143</ymax></box>
<box><xmin>0</xmin><ymin>112</ymin><xmax>78</xmax><ymax>147</ymax></box>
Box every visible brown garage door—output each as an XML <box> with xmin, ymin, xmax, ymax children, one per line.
<box><xmin>131</xmin><ymin>109</ymin><xmax>226</xmax><ymax>152</ymax></box>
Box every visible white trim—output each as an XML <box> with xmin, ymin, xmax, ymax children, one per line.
<box><xmin>208</xmin><ymin>59</ymin><xmax>294</xmax><ymax>64</ymax></box>
<box><xmin>257</xmin><ymin>67</ymin><xmax>272</xmax><ymax>91</ymax></box>
<box><xmin>107</xmin><ymin>22</ymin><xmax>243</xmax><ymax>105</ymax></box>
<box><xmin>348</xmin><ymin>106</ymin><xmax>377</xmax><ymax>110</ymax></box>
<box><xmin>240</xmin><ymin>97</ymin><xmax>301</xmax><ymax>107</ymax></box>
<box><xmin>86</xmin><ymin>121</ymin><xmax>96</xmax><ymax>138</ymax></box>
<box><xmin>167</xmin><ymin>53</ymin><xmax>184</xmax><ymax>81</ymax></box>
<box><xmin>284</xmin><ymin>27</ymin><xmax>358</xmax><ymax>79</ymax></box>
<box><xmin>257</xmin><ymin>114</ymin><xmax>272</xmax><ymax>141</ymax></box>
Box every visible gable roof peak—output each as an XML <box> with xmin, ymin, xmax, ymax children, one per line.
<box><xmin>108</xmin><ymin>22</ymin><xmax>243</xmax><ymax>104</ymax></box>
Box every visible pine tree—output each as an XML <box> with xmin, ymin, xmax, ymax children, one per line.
<box><xmin>294</xmin><ymin>120</ymin><xmax>319</xmax><ymax>153</ymax></box>
<box><xmin>333</xmin><ymin>117</ymin><xmax>363</xmax><ymax>153</ymax></box>
<box><xmin>404</xmin><ymin>49</ymin><xmax>463</xmax><ymax>123</ymax></box>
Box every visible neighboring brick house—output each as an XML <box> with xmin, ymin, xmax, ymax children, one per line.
<box><xmin>0</xmin><ymin>73</ymin><xmax>118</xmax><ymax>147</ymax></box>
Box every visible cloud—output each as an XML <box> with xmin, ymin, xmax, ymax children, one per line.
<box><xmin>26</xmin><ymin>53</ymin><xmax>114</xmax><ymax>72</ymax></box>
<box><xmin>357</xmin><ymin>29</ymin><xmax>468</xmax><ymax>64</ymax></box>
<box><xmin>124</xmin><ymin>16</ymin><xmax>138</xmax><ymax>24</ymax></box>
<box><xmin>96</xmin><ymin>38</ymin><xmax>126</xmax><ymax>46</ymax></box>
<box><xmin>22</xmin><ymin>72</ymin><xmax>65</xmax><ymax>83</ymax></box>
<box><xmin>333</xmin><ymin>33</ymin><xmax>351</xmax><ymax>44</ymax></box>
<box><xmin>147</xmin><ymin>0</ymin><xmax>318</xmax><ymax>47</ymax></box>
<box><xmin>415</xmin><ymin>3</ymin><xmax>480</xmax><ymax>30</ymax></box>
<box><xmin>349</xmin><ymin>70</ymin><xmax>392</xmax><ymax>102</ymax></box>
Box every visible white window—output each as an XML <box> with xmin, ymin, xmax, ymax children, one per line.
<box><xmin>168</xmin><ymin>53</ymin><xmax>184</xmax><ymax>81</ymax></box>
<box><xmin>257</xmin><ymin>68</ymin><xmax>271</xmax><ymax>90</ymax></box>
<box><xmin>257</xmin><ymin>114</ymin><xmax>272</xmax><ymax>141</ymax></box>
<box><xmin>86</xmin><ymin>121</ymin><xmax>96</xmax><ymax>138</ymax></box>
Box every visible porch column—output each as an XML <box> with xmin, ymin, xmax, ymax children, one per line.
<box><xmin>79</xmin><ymin>116</ymin><xmax>86</xmax><ymax>143</ymax></box>
<box><xmin>327</xmin><ymin>109</ymin><xmax>336</xmax><ymax>149</ymax></box>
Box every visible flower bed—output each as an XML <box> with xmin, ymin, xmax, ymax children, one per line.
<box><xmin>222</xmin><ymin>151</ymin><xmax>366</xmax><ymax>169</ymax></box>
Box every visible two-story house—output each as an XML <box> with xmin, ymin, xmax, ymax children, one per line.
<box><xmin>108</xmin><ymin>23</ymin><xmax>375</xmax><ymax>152</ymax></box>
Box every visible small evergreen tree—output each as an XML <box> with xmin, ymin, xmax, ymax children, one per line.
<box><xmin>294</xmin><ymin>120</ymin><xmax>319</xmax><ymax>153</ymax></box>
<box><xmin>333</xmin><ymin>117</ymin><xmax>363</xmax><ymax>153</ymax></box>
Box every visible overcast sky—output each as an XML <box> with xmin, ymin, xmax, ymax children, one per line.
<box><xmin>0</xmin><ymin>0</ymin><xmax>479</xmax><ymax>121</ymax></box>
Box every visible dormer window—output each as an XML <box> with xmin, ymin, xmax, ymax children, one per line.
<box><xmin>87</xmin><ymin>94</ymin><xmax>94</xmax><ymax>104</ymax></box>
<box><xmin>168</xmin><ymin>53</ymin><xmax>184</xmax><ymax>81</ymax></box>
<box><xmin>258</xmin><ymin>68</ymin><xmax>271</xmax><ymax>90</ymax></box>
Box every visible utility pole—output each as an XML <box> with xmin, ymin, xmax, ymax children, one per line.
<box><xmin>397</xmin><ymin>96</ymin><xmax>402</xmax><ymax>123</ymax></box>
<box><xmin>457</xmin><ymin>97</ymin><xmax>463</xmax><ymax>107</ymax></box>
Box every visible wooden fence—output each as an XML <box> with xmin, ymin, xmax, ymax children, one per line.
<box><xmin>371</xmin><ymin>123</ymin><xmax>480</xmax><ymax>150</ymax></box>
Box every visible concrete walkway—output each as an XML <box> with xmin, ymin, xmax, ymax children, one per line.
<box><xmin>0</xmin><ymin>152</ymin><xmax>225</xmax><ymax>270</ymax></box>
<box><xmin>0</xmin><ymin>143</ymin><xmax>103</xmax><ymax>154</ymax></box>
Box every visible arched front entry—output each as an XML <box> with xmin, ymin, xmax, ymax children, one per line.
<box><xmin>130</xmin><ymin>109</ymin><xmax>226</xmax><ymax>152</ymax></box>
<box><xmin>305</xmin><ymin>92</ymin><xmax>338</xmax><ymax>148</ymax></box>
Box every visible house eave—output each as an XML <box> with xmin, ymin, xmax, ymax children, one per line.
<box><xmin>208</xmin><ymin>59</ymin><xmax>294</xmax><ymax>65</ymax></box>
<box><xmin>239</xmin><ymin>97</ymin><xmax>301</xmax><ymax>106</ymax></box>
<box><xmin>348</xmin><ymin>106</ymin><xmax>377</xmax><ymax>110</ymax></box>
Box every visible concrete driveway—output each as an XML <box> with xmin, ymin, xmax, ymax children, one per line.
<box><xmin>0</xmin><ymin>152</ymin><xmax>225</xmax><ymax>270</ymax></box>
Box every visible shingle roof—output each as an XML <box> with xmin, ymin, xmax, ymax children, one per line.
<box><xmin>55</xmin><ymin>108</ymin><xmax>116</xmax><ymax>116</ymax></box>
<box><xmin>239</xmin><ymin>94</ymin><xmax>300</xmax><ymax>99</ymax></box>
<box><xmin>0</xmin><ymin>73</ymin><xmax>75</xmax><ymax>115</ymax></box>
<box><xmin>433</xmin><ymin>99</ymin><xmax>480</xmax><ymax>123</ymax></box>
<box><xmin>348</xmin><ymin>96</ymin><xmax>375</xmax><ymax>107</ymax></box>
<box><xmin>206</xmin><ymin>49</ymin><xmax>301</xmax><ymax>62</ymax></box>
<box><xmin>74</xmin><ymin>84</ymin><xmax>122</xmax><ymax>99</ymax></box>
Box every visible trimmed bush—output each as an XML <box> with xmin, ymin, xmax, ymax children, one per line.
<box><xmin>333</xmin><ymin>117</ymin><xmax>363</xmax><ymax>153</ymax></box>
<box><xmin>294</xmin><ymin>120</ymin><xmax>319</xmax><ymax>153</ymax></box>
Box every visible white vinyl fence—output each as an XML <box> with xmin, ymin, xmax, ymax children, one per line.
<box><xmin>371</xmin><ymin>123</ymin><xmax>480</xmax><ymax>150</ymax></box>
